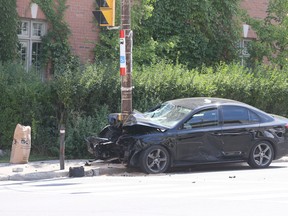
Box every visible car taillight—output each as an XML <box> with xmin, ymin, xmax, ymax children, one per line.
<box><xmin>285</xmin><ymin>123</ymin><xmax>288</xmax><ymax>129</ymax></box>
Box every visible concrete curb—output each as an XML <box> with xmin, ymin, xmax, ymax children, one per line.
<box><xmin>0</xmin><ymin>170</ymin><xmax>68</xmax><ymax>181</ymax></box>
<box><xmin>0</xmin><ymin>160</ymin><xmax>129</xmax><ymax>181</ymax></box>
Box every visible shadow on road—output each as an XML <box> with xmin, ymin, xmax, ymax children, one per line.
<box><xmin>122</xmin><ymin>162</ymin><xmax>287</xmax><ymax>177</ymax></box>
<box><xmin>168</xmin><ymin>162</ymin><xmax>287</xmax><ymax>175</ymax></box>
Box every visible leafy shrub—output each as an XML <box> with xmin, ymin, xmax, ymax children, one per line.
<box><xmin>133</xmin><ymin>61</ymin><xmax>288</xmax><ymax>117</ymax></box>
<box><xmin>0</xmin><ymin>63</ymin><xmax>56</xmax><ymax>152</ymax></box>
<box><xmin>47</xmin><ymin>61</ymin><xmax>120</xmax><ymax>157</ymax></box>
<box><xmin>133</xmin><ymin>61</ymin><xmax>198</xmax><ymax>111</ymax></box>
<box><xmin>65</xmin><ymin>106</ymin><xmax>110</xmax><ymax>158</ymax></box>
<box><xmin>1</xmin><ymin>61</ymin><xmax>288</xmax><ymax>159</ymax></box>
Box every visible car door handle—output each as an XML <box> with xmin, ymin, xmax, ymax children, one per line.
<box><xmin>222</xmin><ymin>132</ymin><xmax>244</xmax><ymax>136</ymax></box>
<box><xmin>213</xmin><ymin>132</ymin><xmax>222</xmax><ymax>136</ymax></box>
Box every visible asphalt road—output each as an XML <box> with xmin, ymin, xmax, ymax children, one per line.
<box><xmin>1</xmin><ymin>162</ymin><xmax>288</xmax><ymax>216</ymax></box>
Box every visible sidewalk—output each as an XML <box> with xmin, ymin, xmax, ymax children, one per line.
<box><xmin>0</xmin><ymin>159</ymin><xmax>129</xmax><ymax>181</ymax></box>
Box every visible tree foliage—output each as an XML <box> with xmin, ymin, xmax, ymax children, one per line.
<box><xmin>138</xmin><ymin>0</ymin><xmax>241</xmax><ymax>68</ymax></box>
<box><xmin>32</xmin><ymin>0</ymin><xmax>77</xmax><ymax>74</ymax></box>
<box><xmin>245</xmin><ymin>0</ymin><xmax>288</xmax><ymax>68</ymax></box>
<box><xmin>0</xmin><ymin>0</ymin><xmax>18</xmax><ymax>62</ymax></box>
<box><xmin>96</xmin><ymin>0</ymin><xmax>242</xmax><ymax>68</ymax></box>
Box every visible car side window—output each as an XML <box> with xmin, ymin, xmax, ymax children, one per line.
<box><xmin>183</xmin><ymin>108</ymin><xmax>218</xmax><ymax>129</ymax></box>
<box><xmin>249</xmin><ymin>110</ymin><xmax>261</xmax><ymax>123</ymax></box>
<box><xmin>222</xmin><ymin>106</ymin><xmax>260</xmax><ymax>125</ymax></box>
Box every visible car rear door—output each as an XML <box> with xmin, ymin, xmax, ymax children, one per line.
<box><xmin>219</xmin><ymin>105</ymin><xmax>260</xmax><ymax>160</ymax></box>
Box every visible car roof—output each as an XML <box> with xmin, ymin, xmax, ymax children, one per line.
<box><xmin>167</xmin><ymin>97</ymin><xmax>275</xmax><ymax>123</ymax></box>
<box><xmin>168</xmin><ymin>97</ymin><xmax>243</xmax><ymax>110</ymax></box>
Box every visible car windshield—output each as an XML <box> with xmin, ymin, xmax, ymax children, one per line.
<box><xmin>144</xmin><ymin>102</ymin><xmax>192</xmax><ymax>128</ymax></box>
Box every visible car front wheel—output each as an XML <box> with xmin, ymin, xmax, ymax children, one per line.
<box><xmin>140</xmin><ymin>145</ymin><xmax>170</xmax><ymax>174</ymax></box>
<box><xmin>248</xmin><ymin>141</ymin><xmax>274</xmax><ymax>168</ymax></box>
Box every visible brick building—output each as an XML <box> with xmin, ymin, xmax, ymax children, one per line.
<box><xmin>16</xmin><ymin>0</ymin><xmax>98</xmax><ymax>74</ymax></box>
<box><xmin>16</xmin><ymin>0</ymin><xmax>269</xmax><ymax>73</ymax></box>
<box><xmin>241</xmin><ymin>0</ymin><xmax>269</xmax><ymax>38</ymax></box>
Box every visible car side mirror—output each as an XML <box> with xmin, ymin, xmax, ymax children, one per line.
<box><xmin>182</xmin><ymin>123</ymin><xmax>192</xmax><ymax>129</ymax></box>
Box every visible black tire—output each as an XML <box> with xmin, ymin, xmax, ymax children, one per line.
<box><xmin>140</xmin><ymin>145</ymin><xmax>170</xmax><ymax>174</ymax></box>
<box><xmin>248</xmin><ymin>141</ymin><xmax>274</xmax><ymax>168</ymax></box>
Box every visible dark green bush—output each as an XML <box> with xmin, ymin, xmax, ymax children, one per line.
<box><xmin>0</xmin><ymin>63</ymin><xmax>56</xmax><ymax>153</ymax></box>
<box><xmin>48</xmin><ymin>62</ymin><xmax>121</xmax><ymax>158</ymax></box>
<box><xmin>1</xmin><ymin>61</ymin><xmax>288</xmax><ymax>158</ymax></box>
<box><xmin>133</xmin><ymin>61</ymin><xmax>288</xmax><ymax>117</ymax></box>
<box><xmin>65</xmin><ymin>105</ymin><xmax>110</xmax><ymax>158</ymax></box>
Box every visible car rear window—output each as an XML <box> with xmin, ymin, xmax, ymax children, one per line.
<box><xmin>222</xmin><ymin>106</ymin><xmax>261</xmax><ymax>125</ymax></box>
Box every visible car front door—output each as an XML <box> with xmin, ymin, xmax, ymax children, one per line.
<box><xmin>175</xmin><ymin>108</ymin><xmax>224</xmax><ymax>164</ymax></box>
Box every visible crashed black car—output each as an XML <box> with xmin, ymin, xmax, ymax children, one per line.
<box><xmin>86</xmin><ymin>97</ymin><xmax>288</xmax><ymax>174</ymax></box>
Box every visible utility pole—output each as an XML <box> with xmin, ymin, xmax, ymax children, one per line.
<box><xmin>120</xmin><ymin>0</ymin><xmax>132</xmax><ymax>120</ymax></box>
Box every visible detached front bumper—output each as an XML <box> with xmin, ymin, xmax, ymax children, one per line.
<box><xmin>86</xmin><ymin>136</ymin><xmax>123</xmax><ymax>162</ymax></box>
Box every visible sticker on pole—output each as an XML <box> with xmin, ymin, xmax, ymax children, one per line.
<box><xmin>119</xmin><ymin>30</ymin><xmax>126</xmax><ymax>76</ymax></box>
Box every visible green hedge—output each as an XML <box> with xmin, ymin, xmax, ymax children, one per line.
<box><xmin>1</xmin><ymin>61</ymin><xmax>288</xmax><ymax>158</ymax></box>
<box><xmin>134</xmin><ymin>62</ymin><xmax>288</xmax><ymax>117</ymax></box>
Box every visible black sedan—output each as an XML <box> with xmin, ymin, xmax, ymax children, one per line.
<box><xmin>86</xmin><ymin>97</ymin><xmax>288</xmax><ymax>174</ymax></box>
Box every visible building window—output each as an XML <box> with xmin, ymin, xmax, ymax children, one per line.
<box><xmin>18</xmin><ymin>21</ymin><xmax>29</xmax><ymax>36</ymax></box>
<box><xmin>17</xmin><ymin>20</ymin><xmax>46</xmax><ymax>72</ymax></box>
<box><xmin>18</xmin><ymin>41</ymin><xmax>29</xmax><ymax>69</ymax></box>
<box><xmin>32</xmin><ymin>42</ymin><xmax>42</xmax><ymax>71</ymax></box>
<box><xmin>239</xmin><ymin>39</ymin><xmax>251</xmax><ymax>66</ymax></box>
<box><xmin>32</xmin><ymin>23</ymin><xmax>45</xmax><ymax>37</ymax></box>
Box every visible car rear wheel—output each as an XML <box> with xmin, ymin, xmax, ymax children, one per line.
<box><xmin>248</xmin><ymin>141</ymin><xmax>274</xmax><ymax>168</ymax></box>
<box><xmin>140</xmin><ymin>145</ymin><xmax>170</xmax><ymax>174</ymax></box>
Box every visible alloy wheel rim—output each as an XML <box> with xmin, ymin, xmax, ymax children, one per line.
<box><xmin>147</xmin><ymin>149</ymin><xmax>167</xmax><ymax>172</ymax></box>
<box><xmin>253</xmin><ymin>143</ymin><xmax>272</xmax><ymax>166</ymax></box>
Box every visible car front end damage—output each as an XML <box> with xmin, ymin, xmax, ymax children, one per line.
<box><xmin>85</xmin><ymin>112</ymin><xmax>166</xmax><ymax>166</ymax></box>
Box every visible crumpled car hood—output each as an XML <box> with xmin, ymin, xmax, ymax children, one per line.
<box><xmin>122</xmin><ymin>112</ymin><xmax>169</xmax><ymax>130</ymax></box>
